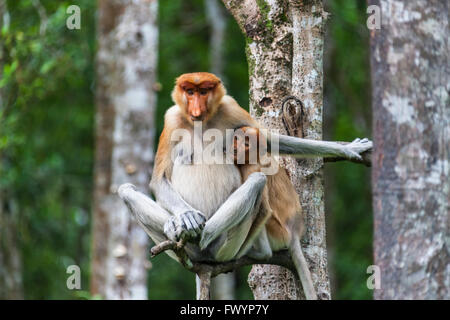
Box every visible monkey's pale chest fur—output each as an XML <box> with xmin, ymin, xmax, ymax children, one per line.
<box><xmin>172</xmin><ymin>163</ymin><xmax>241</xmax><ymax>218</ymax></box>
<box><xmin>170</xmin><ymin>123</ymin><xmax>242</xmax><ymax>218</ymax></box>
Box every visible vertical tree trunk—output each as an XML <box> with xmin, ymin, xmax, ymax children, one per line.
<box><xmin>91</xmin><ymin>0</ymin><xmax>158</xmax><ymax>299</ymax></box>
<box><xmin>205</xmin><ymin>0</ymin><xmax>226</xmax><ymax>79</ymax></box>
<box><xmin>206</xmin><ymin>0</ymin><xmax>236</xmax><ymax>300</ymax></box>
<box><xmin>370</xmin><ymin>0</ymin><xmax>449</xmax><ymax>299</ymax></box>
<box><xmin>222</xmin><ymin>0</ymin><xmax>331</xmax><ymax>300</ymax></box>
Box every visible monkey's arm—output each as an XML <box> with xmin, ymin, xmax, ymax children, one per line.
<box><xmin>150</xmin><ymin>176</ymin><xmax>197</xmax><ymax>216</ymax></box>
<box><xmin>269</xmin><ymin>134</ymin><xmax>372</xmax><ymax>161</ymax></box>
<box><xmin>150</xmin><ymin>124</ymin><xmax>206</xmax><ymax>241</ymax></box>
<box><xmin>224</xmin><ymin>100</ymin><xmax>372</xmax><ymax>161</ymax></box>
<box><xmin>149</xmin><ymin>175</ymin><xmax>207</xmax><ymax>242</ymax></box>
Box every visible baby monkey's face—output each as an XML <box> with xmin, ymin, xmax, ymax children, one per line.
<box><xmin>232</xmin><ymin>126</ymin><xmax>264</xmax><ymax>166</ymax></box>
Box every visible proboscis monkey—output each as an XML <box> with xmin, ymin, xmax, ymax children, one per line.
<box><xmin>231</xmin><ymin>126</ymin><xmax>317</xmax><ymax>299</ymax></box>
<box><xmin>118</xmin><ymin>72</ymin><xmax>372</xmax><ymax>300</ymax></box>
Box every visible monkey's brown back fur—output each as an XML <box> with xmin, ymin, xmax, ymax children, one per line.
<box><xmin>235</xmin><ymin>127</ymin><xmax>304</xmax><ymax>250</ymax></box>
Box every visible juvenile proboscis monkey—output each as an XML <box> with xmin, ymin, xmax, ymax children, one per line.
<box><xmin>119</xmin><ymin>72</ymin><xmax>372</xmax><ymax>300</ymax></box>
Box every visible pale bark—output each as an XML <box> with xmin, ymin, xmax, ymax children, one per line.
<box><xmin>370</xmin><ymin>0</ymin><xmax>449</xmax><ymax>299</ymax></box>
<box><xmin>222</xmin><ymin>0</ymin><xmax>331</xmax><ymax>299</ymax></box>
<box><xmin>91</xmin><ymin>0</ymin><xmax>158</xmax><ymax>299</ymax></box>
<box><xmin>205</xmin><ymin>0</ymin><xmax>226</xmax><ymax>79</ymax></box>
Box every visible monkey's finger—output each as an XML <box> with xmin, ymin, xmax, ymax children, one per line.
<box><xmin>182</xmin><ymin>215</ymin><xmax>197</xmax><ymax>239</ymax></box>
<box><xmin>163</xmin><ymin>218</ymin><xmax>177</xmax><ymax>241</ymax></box>
<box><xmin>176</xmin><ymin>227</ymin><xmax>185</xmax><ymax>241</ymax></box>
<box><xmin>173</xmin><ymin>218</ymin><xmax>186</xmax><ymax>241</ymax></box>
<box><xmin>165</xmin><ymin>217</ymin><xmax>176</xmax><ymax>229</ymax></box>
<box><xmin>187</xmin><ymin>212</ymin><xmax>202</xmax><ymax>234</ymax></box>
<box><xmin>349</xmin><ymin>151</ymin><xmax>363</xmax><ymax>160</ymax></box>
<box><xmin>192</xmin><ymin>211</ymin><xmax>206</xmax><ymax>227</ymax></box>
<box><xmin>182</xmin><ymin>214</ymin><xmax>194</xmax><ymax>230</ymax></box>
<box><xmin>185</xmin><ymin>212</ymin><xmax>199</xmax><ymax>233</ymax></box>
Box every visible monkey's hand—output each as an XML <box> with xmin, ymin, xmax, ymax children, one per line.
<box><xmin>163</xmin><ymin>211</ymin><xmax>206</xmax><ymax>242</ymax></box>
<box><xmin>342</xmin><ymin>138</ymin><xmax>373</xmax><ymax>160</ymax></box>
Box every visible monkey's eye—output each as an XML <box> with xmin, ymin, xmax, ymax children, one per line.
<box><xmin>200</xmin><ymin>89</ymin><xmax>208</xmax><ymax>96</ymax></box>
<box><xmin>186</xmin><ymin>89</ymin><xmax>194</xmax><ymax>95</ymax></box>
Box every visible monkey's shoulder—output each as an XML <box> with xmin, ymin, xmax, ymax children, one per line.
<box><xmin>163</xmin><ymin>105</ymin><xmax>189</xmax><ymax>129</ymax></box>
<box><xmin>215</xmin><ymin>95</ymin><xmax>258</xmax><ymax>128</ymax></box>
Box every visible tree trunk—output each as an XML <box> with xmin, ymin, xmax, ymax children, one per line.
<box><xmin>222</xmin><ymin>0</ymin><xmax>331</xmax><ymax>300</ymax></box>
<box><xmin>91</xmin><ymin>0</ymin><xmax>158</xmax><ymax>299</ymax></box>
<box><xmin>370</xmin><ymin>0</ymin><xmax>449</xmax><ymax>299</ymax></box>
<box><xmin>205</xmin><ymin>0</ymin><xmax>226</xmax><ymax>79</ymax></box>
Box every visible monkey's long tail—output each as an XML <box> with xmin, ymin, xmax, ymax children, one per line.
<box><xmin>289</xmin><ymin>234</ymin><xmax>317</xmax><ymax>300</ymax></box>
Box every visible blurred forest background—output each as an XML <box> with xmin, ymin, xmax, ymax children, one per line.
<box><xmin>0</xmin><ymin>0</ymin><xmax>372</xmax><ymax>299</ymax></box>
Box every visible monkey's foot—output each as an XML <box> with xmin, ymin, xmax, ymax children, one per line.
<box><xmin>163</xmin><ymin>211</ymin><xmax>206</xmax><ymax>242</ymax></box>
<box><xmin>343</xmin><ymin>138</ymin><xmax>373</xmax><ymax>160</ymax></box>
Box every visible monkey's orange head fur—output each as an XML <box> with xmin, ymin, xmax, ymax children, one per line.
<box><xmin>172</xmin><ymin>72</ymin><xmax>226</xmax><ymax>123</ymax></box>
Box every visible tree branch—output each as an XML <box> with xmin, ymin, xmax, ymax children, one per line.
<box><xmin>150</xmin><ymin>239</ymin><xmax>295</xmax><ymax>278</ymax></box>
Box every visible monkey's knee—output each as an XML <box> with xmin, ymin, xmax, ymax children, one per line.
<box><xmin>118</xmin><ymin>183</ymin><xmax>137</xmax><ymax>200</ymax></box>
<box><xmin>118</xmin><ymin>183</ymin><xmax>173</xmax><ymax>234</ymax></box>
<box><xmin>246</xmin><ymin>172</ymin><xmax>267</xmax><ymax>189</ymax></box>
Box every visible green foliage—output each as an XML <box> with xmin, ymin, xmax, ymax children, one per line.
<box><xmin>156</xmin><ymin>0</ymin><xmax>248</xmax><ymax>135</ymax></box>
<box><xmin>324</xmin><ymin>0</ymin><xmax>373</xmax><ymax>300</ymax></box>
<box><xmin>1</xmin><ymin>0</ymin><xmax>96</xmax><ymax>299</ymax></box>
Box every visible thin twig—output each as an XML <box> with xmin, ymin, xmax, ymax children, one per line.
<box><xmin>150</xmin><ymin>239</ymin><xmax>184</xmax><ymax>256</ymax></box>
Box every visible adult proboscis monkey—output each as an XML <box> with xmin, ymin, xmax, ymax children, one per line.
<box><xmin>119</xmin><ymin>72</ymin><xmax>372</xmax><ymax>300</ymax></box>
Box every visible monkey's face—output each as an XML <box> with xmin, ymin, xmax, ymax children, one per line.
<box><xmin>172</xmin><ymin>72</ymin><xmax>225</xmax><ymax>124</ymax></box>
<box><xmin>232</xmin><ymin>127</ymin><xmax>262</xmax><ymax>165</ymax></box>
<box><xmin>179</xmin><ymin>81</ymin><xmax>217</xmax><ymax>122</ymax></box>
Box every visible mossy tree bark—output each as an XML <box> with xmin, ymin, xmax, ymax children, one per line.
<box><xmin>370</xmin><ymin>0</ymin><xmax>449</xmax><ymax>299</ymax></box>
<box><xmin>222</xmin><ymin>0</ymin><xmax>331</xmax><ymax>300</ymax></box>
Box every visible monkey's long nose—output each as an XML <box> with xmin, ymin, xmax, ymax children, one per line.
<box><xmin>190</xmin><ymin>114</ymin><xmax>204</xmax><ymax>121</ymax></box>
<box><xmin>190</xmin><ymin>104</ymin><xmax>204</xmax><ymax>121</ymax></box>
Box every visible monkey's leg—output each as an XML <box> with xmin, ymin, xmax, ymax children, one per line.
<box><xmin>235</xmin><ymin>187</ymin><xmax>273</xmax><ymax>259</ymax></box>
<box><xmin>244</xmin><ymin>228</ymin><xmax>273</xmax><ymax>260</ymax></box>
<box><xmin>119</xmin><ymin>183</ymin><xmax>169</xmax><ymax>238</ymax></box>
<box><xmin>118</xmin><ymin>183</ymin><xmax>180</xmax><ymax>260</ymax></box>
<box><xmin>150</xmin><ymin>176</ymin><xmax>206</xmax><ymax>240</ymax></box>
<box><xmin>289</xmin><ymin>233</ymin><xmax>317</xmax><ymax>300</ymax></box>
<box><xmin>199</xmin><ymin>172</ymin><xmax>267</xmax><ymax>261</ymax></box>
